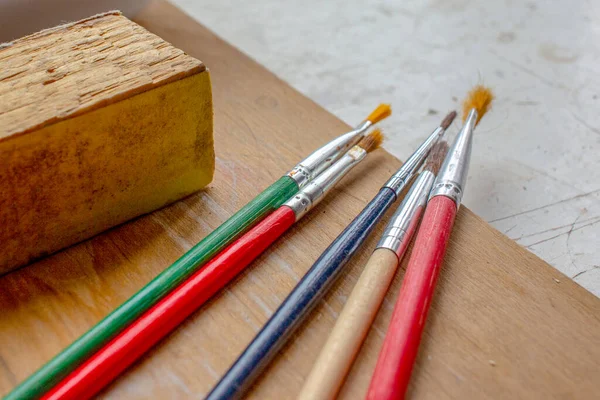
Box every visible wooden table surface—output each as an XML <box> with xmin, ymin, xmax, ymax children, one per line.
<box><xmin>1</xmin><ymin>1</ymin><xmax>599</xmax><ymax>399</ymax></box>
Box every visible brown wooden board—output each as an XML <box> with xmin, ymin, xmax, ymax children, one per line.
<box><xmin>1</xmin><ymin>1</ymin><xmax>598</xmax><ymax>399</ymax></box>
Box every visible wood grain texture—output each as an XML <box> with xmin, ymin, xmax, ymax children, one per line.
<box><xmin>0</xmin><ymin>11</ymin><xmax>204</xmax><ymax>139</ymax></box>
<box><xmin>0</xmin><ymin>13</ymin><xmax>213</xmax><ymax>274</ymax></box>
<box><xmin>0</xmin><ymin>1</ymin><xmax>599</xmax><ymax>399</ymax></box>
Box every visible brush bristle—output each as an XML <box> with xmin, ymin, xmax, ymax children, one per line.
<box><xmin>424</xmin><ymin>141</ymin><xmax>449</xmax><ymax>175</ymax></box>
<box><xmin>462</xmin><ymin>85</ymin><xmax>494</xmax><ymax>125</ymax></box>
<box><xmin>366</xmin><ymin>104</ymin><xmax>392</xmax><ymax>124</ymax></box>
<box><xmin>440</xmin><ymin>111</ymin><xmax>457</xmax><ymax>130</ymax></box>
<box><xmin>358</xmin><ymin>129</ymin><xmax>384</xmax><ymax>153</ymax></box>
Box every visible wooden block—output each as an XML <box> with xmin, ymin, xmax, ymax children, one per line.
<box><xmin>0</xmin><ymin>12</ymin><xmax>214</xmax><ymax>274</ymax></box>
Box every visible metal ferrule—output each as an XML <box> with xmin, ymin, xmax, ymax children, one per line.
<box><xmin>429</xmin><ymin>109</ymin><xmax>477</xmax><ymax>208</ymax></box>
<box><xmin>285</xmin><ymin>145</ymin><xmax>367</xmax><ymax>221</ymax></box>
<box><xmin>376</xmin><ymin>170</ymin><xmax>435</xmax><ymax>257</ymax></box>
<box><xmin>383</xmin><ymin>126</ymin><xmax>443</xmax><ymax>196</ymax></box>
<box><xmin>286</xmin><ymin>120</ymin><xmax>372</xmax><ymax>187</ymax></box>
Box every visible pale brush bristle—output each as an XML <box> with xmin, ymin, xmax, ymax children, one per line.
<box><xmin>366</xmin><ymin>104</ymin><xmax>392</xmax><ymax>124</ymax></box>
<box><xmin>424</xmin><ymin>141</ymin><xmax>449</xmax><ymax>175</ymax></box>
<box><xmin>358</xmin><ymin>129</ymin><xmax>384</xmax><ymax>153</ymax></box>
<box><xmin>462</xmin><ymin>85</ymin><xmax>494</xmax><ymax>125</ymax></box>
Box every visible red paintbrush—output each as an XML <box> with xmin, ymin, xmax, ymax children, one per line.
<box><xmin>366</xmin><ymin>86</ymin><xmax>494</xmax><ymax>400</ymax></box>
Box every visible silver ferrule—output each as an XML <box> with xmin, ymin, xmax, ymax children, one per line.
<box><xmin>383</xmin><ymin>126</ymin><xmax>444</xmax><ymax>196</ymax></box>
<box><xmin>429</xmin><ymin>109</ymin><xmax>477</xmax><ymax>208</ymax></box>
<box><xmin>286</xmin><ymin>120</ymin><xmax>372</xmax><ymax>187</ymax></box>
<box><xmin>285</xmin><ymin>145</ymin><xmax>367</xmax><ymax>221</ymax></box>
<box><xmin>376</xmin><ymin>170</ymin><xmax>435</xmax><ymax>257</ymax></box>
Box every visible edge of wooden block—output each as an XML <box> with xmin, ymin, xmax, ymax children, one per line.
<box><xmin>0</xmin><ymin>11</ymin><xmax>207</xmax><ymax>141</ymax></box>
<box><xmin>0</xmin><ymin>70</ymin><xmax>214</xmax><ymax>274</ymax></box>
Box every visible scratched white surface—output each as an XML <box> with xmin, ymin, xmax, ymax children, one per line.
<box><xmin>172</xmin><ymin>0</ymin><xmax>600</xmax><ymax>297</ymax></box>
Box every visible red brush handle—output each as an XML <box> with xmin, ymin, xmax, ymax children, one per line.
<box><xmin>366</xmin><ymin>195</ymin><xmax>457</xmax><ymax>400</ymax></box>
<box><xmin>42</xmin><ymin>206</ymin><xmax>297</xmax><ymax>400</ymax></box>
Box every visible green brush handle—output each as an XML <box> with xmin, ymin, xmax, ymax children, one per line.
<box><xmin>6</xmin><ymin>176</ymin><xmax>299</xmax><ymax>400</ymax></box>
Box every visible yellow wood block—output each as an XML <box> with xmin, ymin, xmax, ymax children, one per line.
<box><xmin>0</xmin><ymin>12</ymin><xmax>214</xmax><ymax>274</ymax></box>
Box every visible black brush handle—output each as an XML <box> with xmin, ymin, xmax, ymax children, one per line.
<box><xmin>206</xmin><ymin>187</ymin><xmax>397</xmax><ymax>400</ymax></box>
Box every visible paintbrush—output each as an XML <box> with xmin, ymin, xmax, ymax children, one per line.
<box><xmin>366</xmin><ymin>86</ymin><xmax>493</xmax><ymax>400</ymax></box>
<box><xmin>298</xmin><ymin>141</ymin><xmax>449</xmax><ymax>400</ymax></box>
<box><xmin>205</xmin><ymin>112</ymin><xmax>457</xmax><ymax>400</ymax></box>
<box><xmin>6</xmin><ymin>104</ymin><xmax>390</xmax><ymax>400</ymax></box>
<box><xmin>41</xmin><ymin>130</ymin><xmax>384</xmax><ymax>400</ymax></box>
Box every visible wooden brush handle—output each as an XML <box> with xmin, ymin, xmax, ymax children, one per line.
<box><xmin>206</xmin><ymin>188</ymin><xmax>398</xmax><ymax>400</ymax></box>
<box><xmin>367</xmin><ymin>195</ymin><xmax>457</xmax><ymax>400</ymax></box>
<box><xmin>42</xmin><ymin>206</ymin><xmax>297</xmax><ymax>400</ymax></box>
<box><xmin>298</xmin><ymin>248</ymin><xmax>399</xmax><ymax>400</ymax></box>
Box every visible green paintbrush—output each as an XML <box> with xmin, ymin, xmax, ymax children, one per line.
<box><xmin>6</xmin><ymin>104</ymin><xmax>391</xmax><ymax>400</ymax></box>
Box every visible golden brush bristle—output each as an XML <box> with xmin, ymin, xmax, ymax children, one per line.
<box><xmin>366</xmin><ymin>104</ymin><xmax>392</xmax><ymax>124</ymax></box>
<box><xmin>424</xmin><ymin>141</ymin><xmax>449</xmax><ymax>175</ymax></box>
<box><xmin>462</xmin><ymin>85</ymin><xmax>494</xmax><ymax>125</ymax></box>
<box><xmin>358</xmin><ymin>129</ymin><xmax>384</xmax><ymax>153</ymax></box>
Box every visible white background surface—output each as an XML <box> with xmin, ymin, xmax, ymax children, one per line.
<box><xmin>173</xmin><ymin>0</ymin><xmax>600</xmax><ymax>297</ymax></box>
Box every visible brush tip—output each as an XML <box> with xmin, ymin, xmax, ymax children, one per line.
<box><xmin>366</xmin><ymin>104</ymin><xmax>392</xmax><ymax>124</ymax></box>
<box><xmin>358</xmin><ymin>128</ymin><xmax>384</xmax><ymax>153</ymax></box>
<box><xmin>440</xmin><ymin>111</ymin><xmax>457</xmax><ymax>130</ymax></box>
<box><xmin>462</xmin><ymin>85</ymin><xmax>494</xmax><ymax>125</ymax></box>
<box><xmin>425</xmin><ymin>141</ymin><xmax>449</xmax><ymax>175</ymax></box>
